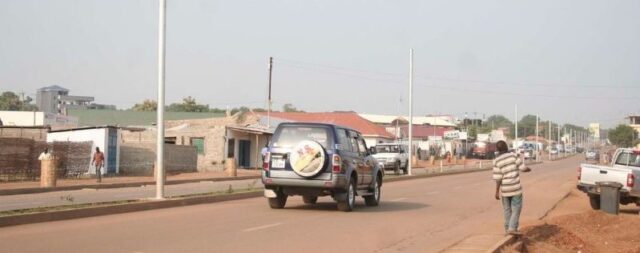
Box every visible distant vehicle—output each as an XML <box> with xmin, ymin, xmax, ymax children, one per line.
<box><xmin>372</xmin><ymin>143</ymin><xmax>409</xmax><ymax>175</ymax></box>
<box><xmin>262</xmin><ymin>122</ymin><xmax>383</xmax><ymax>212</ymax></box>
<box><xmin>556</xmin><ymin>144</ymin><xmax>565</xmax><ymax>153</ymax></box>
<box><xmin>585</xmin><ymin>149</ymin><xmax>600</xmax><ymax>161</ymax></box>
<box><xmin>471</xmin><ymin>141</ymin><xmax>497</xmax><ymax>159</ymax></box>
<box><xmin>549</xmin><ymin>148</ymin><xmax>559</xmax><ymax>155</ymax></box>
<box><xmin>577</xmin><ymin>148</ymin><xmax>640</xmax><ymax>210</ymax></box>
<box><xmin>565</xmin><ymin>146</ymin><xmax>575</xmax><ymax>153</ymax></box>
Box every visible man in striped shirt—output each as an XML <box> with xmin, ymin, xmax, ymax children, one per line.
<box><xmin>492</xmin><ymin>140</ymin><xmax>531</xmax><ymax>234</ymax></box>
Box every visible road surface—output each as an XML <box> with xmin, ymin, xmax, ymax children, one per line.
<box><xmin>0</xmin><ymin>156</ymin><xmax>582</xmax><ymax>253</ymax></box>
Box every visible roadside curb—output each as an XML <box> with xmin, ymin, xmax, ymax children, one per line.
<box><xmin>0</xmin><ymin>175</ymin><xmax>262</xmax><ymax>196</ymax></box>
<box><xmin>485</xmin><ymin>235</ymin><xmax>516</xmax><ymax>253</ymax></box>
<box><xmin>0</xmin><ymin>191</ymin><xmax>263</xmax><ymax>228</ymax></box>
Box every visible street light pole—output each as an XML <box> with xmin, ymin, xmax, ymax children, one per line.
<box><xmin>407</xmin><ymin>49</ymin><xmax>414</xmax><ymax>176</ymax></box>
<box><xmin>535</xmin><ymin>114</ymin><xmax>539</xmax><ymax>161</ymax></box>
<box><xmin>548</xmin><ymin>121</ymin><xmax>552</xmax><ymax>161</ymax></box>
<box><xmin>267</xmin><ymin>57</ymin><xmax>273</xmax><ymax>129</ymax></box>
<box><xmin>155</xmin><ymin>0</ymin><xmax>166</xmax><ymax>200</ymax></box>
<box><xmin>515</xmin><ymin>104</ymin><xmax>518</xmax><ymax>150</ymax></box>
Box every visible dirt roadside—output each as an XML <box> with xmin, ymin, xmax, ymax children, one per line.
<box><xmin>503</xmin><ymin>188</ymin><xmax>640</xmax><ymax>253</ymax></box>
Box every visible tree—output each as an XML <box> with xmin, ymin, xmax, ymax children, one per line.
<box><xmin>0</xmin><ymin>91</ymin><xmax>37</xmax><ymax>111</ymax></box>
<box><xmin>283</xmin><ymin>103</ymin><xmax>303</xmax><ymax>112</ymax></box>
<box><xmin>131</xmin><ymin>99</ymin><xmax>157</xmax><ymax>111</ymax></box>
<box><xmin>167</xmin><ymin>96</ymin><xmax>209</xmax><ymax>112</ymax></box>
<box><xmin>517</xmin><ymin>115</ymin><xmax>539</xmax><ymax>138</ymax></box>
<box><xmin>608</xmin><ymin>124</ymin><xmax>638</xmax><ymax>148</ymax></box>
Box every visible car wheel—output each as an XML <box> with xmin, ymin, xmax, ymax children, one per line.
<box><xmin>337</xmin><ymin>178</ymin><xmax>356</xmax><ymax>212</ymax></box>
<box><xmin>364</xmin><ymin>175</ymin><xmax>381</xmax><ymax>206</ymax></box>
<box><xmin>302</xmin><ymin>196</ymin><xmax>318</xmax><ymax>204</ymax></box>
<box><xmin>394</xmin><ymin>161</ymin><xmax>401</xmax><ymax>175</ymax></box>
<box><xmin>589</xmin><ymin>194</ymin><xmax>600</xmax><ymax>210</ymax></box>
<box><xmin>268</xmin><ymin>190</ymin><xmax>288</xmax><ymax>209</ymax></box>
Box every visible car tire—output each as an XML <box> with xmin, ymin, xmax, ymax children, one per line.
<box><xmin>402</xmin><ymin>160</ymin><xmax>408</xmax><ymax>174</ymax></box>
<box><xmin>364</xmin><ymin>175</ymin><xmax>381</xmax><ymax>206</ymax></box>
<box><xmin>589</xmin><ymin>194</ymin><xmax>600</xmax><ymax>210</ymax></box>
<box><xmin>302</xmin><ymin>196</ymin><xmax>318</xmax><ymax>204</ymax></box>
<box><xmin>268</xmin><ymin>190</ymin><xmax>288</xmax><ymax>209</ymax></box>
<box><xmin>337</xmin><ymin>178</ymin><xmax>356</xmax><ymax>212</ymax></box>
<box><xmin>394</xmin><ymin>161</ymin><xmax>401</xmax><ymax>175</ymax></box>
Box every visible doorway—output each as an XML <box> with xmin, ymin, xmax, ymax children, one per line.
<box><xmin>238</xmin><ymin>140</ymin><xmax>251</xmax><ymax>168</ymax></box>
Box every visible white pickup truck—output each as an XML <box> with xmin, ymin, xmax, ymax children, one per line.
<box><xmin>577</xmin><ymin>148</ymin><xmax>640</xmax><ymax>210</ymax></box>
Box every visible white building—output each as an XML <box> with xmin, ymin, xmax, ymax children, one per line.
<box><xmin>0</xmin><ymin>111</ymin><xmax>78</xmax><ymax>129</ymax></box>
<box><xmin>47</xmin><ymin>126</ymin><xmax>120</xmax><ymax>175</ymax></box>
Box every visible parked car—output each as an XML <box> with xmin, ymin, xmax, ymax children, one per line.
<box><xmin>549</xmin><ymin>148</ymin><xmax>559</xmax><ymax>155</ymax></box>
<box><xmin>522</xmin><ymin>148</ymin><xmax>536</xmax><ymax>160</ymax></box>
<box><xmin>577</xmin><ymin>148</ymin><xmax>640</xmax><ymax>210</ymax></box>
<box><xmin>372</xmin><ymin>143</ymin><xmax>409</xmax><ymax>175</ymax></box>
<box><xmin>585</xmin><ymin>149</ymin><xmax>600</xmax><ymax>161</ymax></box>
<box><xmin>262</xmin><ymin>122</ymin><xmax>383</xmax><ymax>212</ymax></box>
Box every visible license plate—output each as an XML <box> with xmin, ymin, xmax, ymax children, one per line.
<box><xmin>272</xmin><ymin>158</ymin><xmax>285</xmax><ymax>168</ymax></box>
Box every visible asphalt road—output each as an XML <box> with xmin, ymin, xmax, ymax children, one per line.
<box><xmin>0</xmin><ymin>156</ymin><xmax>582</xmax><ymax>253</ymax></box>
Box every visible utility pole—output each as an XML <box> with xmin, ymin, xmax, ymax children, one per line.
<box><xmin>267</xmin><ymin>57</ymin><xmax>273</xmax><ymax>129</ymax></box>
<box><xmin>155</xmin><ymin>0</ymin><xmax>166</xmax><ymax>200</ymax></box>
<box><xmin>407</xmin><ymin>49</ymin><xmax>414</xmax><ymax>176</ymax></box>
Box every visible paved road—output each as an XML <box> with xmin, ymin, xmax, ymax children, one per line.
<box><xmin>0</xmin><ymin>156</ymin><xmax>582</xmax><ymax>253</ymax></box>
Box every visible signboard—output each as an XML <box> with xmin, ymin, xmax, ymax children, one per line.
<box><xmin>443</xmin><ymin>130</ymin><xmax>468</xmax><ymax>140</ymax></box>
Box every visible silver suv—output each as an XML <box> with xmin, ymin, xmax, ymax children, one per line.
<box><xmin>262</xmin><ymin>122</ymin><xmax>383</xmax><ymax>212</ymax></box>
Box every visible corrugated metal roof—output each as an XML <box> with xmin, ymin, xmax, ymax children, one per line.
<box><xmin>37</xmin><ymin>85</ymin><xmax>69</xmax><ymax>92</ymax></box>
<box><xmin>260</xmin><ymin>112</ymin><xmax>394</xmax><ymax>139</ymax></box>
<box><xmin>359</xmin><ymin>113</ymin><xmax>456</xmax><ymax>127</ymax></box>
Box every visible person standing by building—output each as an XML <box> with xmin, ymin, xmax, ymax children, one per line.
<box><xmin>38</xmin><ymin>148</ymin><xmax>52</xmax><ymax>161</ymax></box>
<box><xmin>91</xmin><ymin>147</ymin><xmax>105</xmax><ymax>183</ymax></box>
<box><xmin>492</xmin><ymin>140</ymin><xmax>531</xmax><ymax>234</ymax></box>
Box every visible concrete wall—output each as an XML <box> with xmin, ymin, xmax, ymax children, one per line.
<box><xmin>0</xmin><ymin>127</ymin><xmax>49</xmax><ymax>141</ymax></box>
<box><xmin>118</xmin><ymin>143</ymin><xmax>197</xmax><ymax>175</ymax></box>
<box><xmin>225</xmin><ymin>129</ymin><xmax>270</xmax><ymax>169</ymax></box>
<box><xmin>0</xmin><ymin>111</ymin><xmax>45</xmax><ymax>126</ymax></box>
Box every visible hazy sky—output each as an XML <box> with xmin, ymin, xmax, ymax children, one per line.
<box><xmin>1</xmin><ymin>0</ymin><xmax>639</xmax><ymax>128</ymax></box>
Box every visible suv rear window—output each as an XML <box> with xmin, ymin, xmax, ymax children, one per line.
<box><xmin>376</xmin><ymin>145</ymin><xmax>400</xmax><ymax>153</ymax></box>
<box><xmin>272</xmin><ymin>126</ymin><xmax>331</xmax><ymax>148</ymax></box>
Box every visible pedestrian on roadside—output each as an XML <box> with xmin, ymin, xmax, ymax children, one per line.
<box><xmin>492</xmin><ymin>140</ymin><xmax>531</xmax><ymax>235</ymax></box>
<box><xmin>91</xmin><ymin>147</ymin><xmax>105</xmax><ymax>183</ymax></box>
<box><xmin>38</xmin><ymin>148</ymin><xmax>53</xmax><ymax>161</ymax></box>
<box><xmin>261</xmin><ymin>144</ymin><xmax>269</xmax><ymax>162</ymax></box>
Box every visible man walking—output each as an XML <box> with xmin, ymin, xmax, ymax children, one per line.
<box><xmin>492</xmin><ymin>140</ymin><xmax>531</xmax><ymax>234</ymax></box>
<box><xmin>91</xmin><ymin>147</ymin><xmax>105</xmax><ymax>183</ymax></box>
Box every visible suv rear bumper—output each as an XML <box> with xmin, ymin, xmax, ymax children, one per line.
<box><xmin>577</xmin><ymin>183</ymin><xmax>632</xmax><ymax>197</ymax></box>
<box><xmin>262</xmin><ymin>171</ymin><xmax>349</xmax><ymax>189</ymax></box>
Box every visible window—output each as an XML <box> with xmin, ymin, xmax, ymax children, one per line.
<box><xmin>348</xmin><ymin>131</ymin><xmax>360</xmax><ymax>153</ymax></box>
<box><xmin>227</xmin><ymin>138</ymin><xmax>235</xmax><ymax>158</ymax></box>
<box><xmin>272</xmin><ymin>126</ymin><xmax>330</xmax><ymax>148</ymax></box>
<box><xmin>190</xmin><ymin>137</ymin><xmax>205</xmax><ymax>155</ymax></box>
<box><xmin>357</xmin><ymin>137</ymin><xmax>368</xmax><ymax>154</ymax></box>
<box><xmin>165</xmin><ymin>137</ymin><xmax>176</xmax><ymax>144</ymax></box>
<box><xmin>337</xmin><ymin>129</ymin><xmax>351</xmax><ymax>151</ymax></box>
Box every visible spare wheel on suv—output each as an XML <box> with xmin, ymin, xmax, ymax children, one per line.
<box><xmin>289</xmin><ymin>140</ymin><xmax>327</xmax><ymax>178</ymax></box>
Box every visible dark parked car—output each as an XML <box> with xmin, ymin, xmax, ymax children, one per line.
<box><xmin>262</xmin><ymin>122</ymin><xmax>383</xmax><ymax>212</ymax></box>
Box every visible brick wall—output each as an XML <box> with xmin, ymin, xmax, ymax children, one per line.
<box><xmin>0</xmin><ymin>138</ymin><xmax>92</xmax><ymax>181</ymax></box>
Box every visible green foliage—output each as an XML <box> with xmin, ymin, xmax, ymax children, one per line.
<box><xmin>167</xmin><ymin>96</ymin><xmax>209</xmax><ymax>112</ymax></box>
<box><xmin>131</xmin><ymin>99</ymin><xmax>157</xmax><ymax>111</ymax></box>
<box><xmin>0</xmin><ymin>91</ymin><xmax>38</xmax><ymax>111</ymax></box>
<box><xmin>283</xmin><ymin>103</ymin><xmax>304</xmax><ymax>112</ymax></box>
<box><xmin>608</xmin><ymin>124</ymin><xmax>638</xmax><ymax>148</ymax></box>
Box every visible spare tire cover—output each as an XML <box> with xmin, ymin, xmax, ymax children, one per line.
<box><xmin>290</xmin><ymin>140</ymin><xmax>326</xmax><ymax>178</ymax></box>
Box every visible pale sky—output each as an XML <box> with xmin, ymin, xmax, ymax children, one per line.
<box><xmin>1</xmin><ymin>0</ymin><xmax>639</xmax><ymax>128</ymax></box>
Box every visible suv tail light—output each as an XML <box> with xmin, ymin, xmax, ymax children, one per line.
<box><xmin>577</xmin><ymin>167</ymin><xmax>581</xmax><ymax>181</ymax></box>
<box><xmin>332</xmin><ymin>154</ymin><xmax>342</xmax><ymax>173</ymax></box>
<box><xmin>263</xmin><ymin>152</ymin><xmax>270</xmax><ymax>171</ymax></box>
<box><xmin>627</xmin><ymin>173</ymin><xmax>635</xmax><ymax>188</ymax></box>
